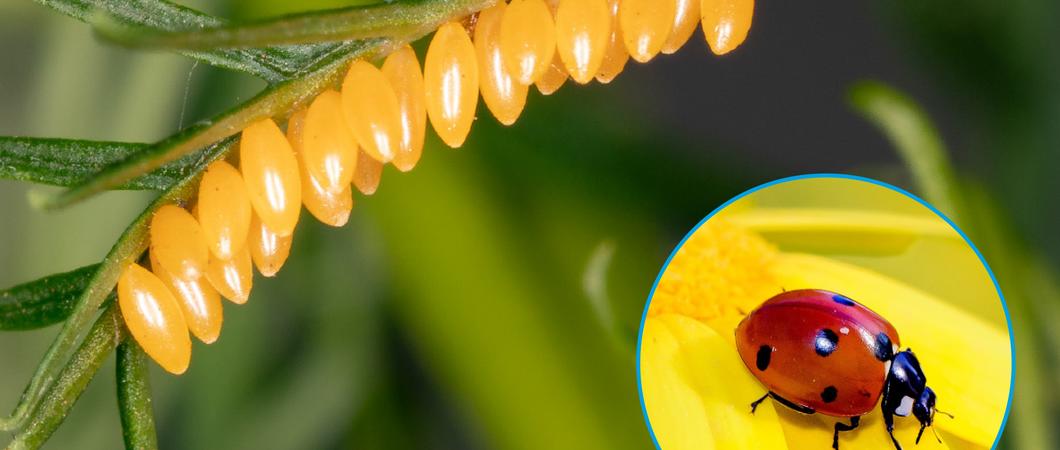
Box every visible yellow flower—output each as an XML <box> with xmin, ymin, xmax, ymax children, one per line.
<box><xmin>639</xmin><ymin>179</ymin><xmax>1011</xmax><ymax>450</ymax></box>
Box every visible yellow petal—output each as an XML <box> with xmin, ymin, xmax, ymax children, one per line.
<box><xmin>642</xmin><ymin>314</ymin><xmax>789</xmax><ymax>450</ymax></box>
<box><xmin>770</xmin><ymin>253</ymin><xmax>1010</xmax><ymax>446</ymax></box>
<box><xmin>775</xmin><ymin>406</ymin><xmax>950</xmax><ymax>450</ymax></box>
<box><xmin>722</xmin><ymin>208</ymin><xmax>956</xmax><ymax>255</ymax></box>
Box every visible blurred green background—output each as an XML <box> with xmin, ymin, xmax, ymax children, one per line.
<box><xmin>0</xmin><ymin>0</ymin><xmax>1057</xmax><ymax>449</ymax></box>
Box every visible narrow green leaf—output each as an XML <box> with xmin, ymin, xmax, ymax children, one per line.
<box><xmin>117</xmin><ymin>339</ymin><xmax>159</xmax><ymax>450</ymax></box>
<box><xmin>7</xmin><ymin>306</ymin><xmax>125</xmax><ymax>450</ymax></box>
<box><xmin>0</xmin><ymin>137</ymin><xmax>225</xmax><ymax>190</ymax></box>
<box><xmin>0</xmin><ymin>137</ymin><xmax>233</xmax><ymax>433</ymax></box>
<box><xmin>95</xmin><ymin>0</ymin><xmax>495</xmax><ymax>50</ymax></box>
<box><xmin>848</xmin><ymin>81</ymin><xmax>964</xmax><ymax>220</ymax></box>
<box><xmin>37</xmin><ymin>39</ymin><xmax>377</xmax><ymax>210</ymax></box>
<box><xmin>0</xmin><ymin>264</ymin><xmax>100</xmax><ymax>331</ymax></box>
<box><xmin>34</xmin><ymin>0</ymin><xmax>337</xmax><ymax>82</ymax></box>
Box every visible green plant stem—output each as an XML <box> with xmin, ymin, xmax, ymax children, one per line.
<box><xmin>0</xmin><ymin>138</ymin><xmax>232</xmax><ymax>432</ymax></box>
<box><xmin>95</xmin><ymin>0</ymin><xmax>495</xmax><ymax>50</ymax></box>
<box><xmin>848</xmin><ymin>80</ymin><xmax>964</xmax><ymax>220</ymax></box>
<box><xmin>7</xmin><ymin>305</ymin><xmax>125</xmax><ymax>450</ymax></box>
<box><xmin>116</xmin><ymin>339</ymin><xmax>159</xmax><ymax>450</ymax></box>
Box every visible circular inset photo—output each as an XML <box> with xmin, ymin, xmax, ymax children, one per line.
<box><xmin>637</xmin><ymin>175</ymin><xmax>1013</xmax><ymax>450</ymax></box>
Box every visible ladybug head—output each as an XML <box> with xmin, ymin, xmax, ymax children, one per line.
<box><xmin>913</xmin><ymin>387</ymin><xmax>937</xmax><ymax>443</ymax></box>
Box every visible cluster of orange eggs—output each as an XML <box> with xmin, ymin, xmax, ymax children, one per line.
<box><xmin>116</xmin><ymin>0</ymin><xmax>755</xmax><ymax>374</ymax></box>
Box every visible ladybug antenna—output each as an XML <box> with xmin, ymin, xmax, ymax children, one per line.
<box><xmin>931</xmin><ymin>424</ymin><xmax>944</xmax><ymax>444</ymax></box>
<box><xmin>935</xmin><ymin>408</ymin><xmax>955</xmax><ymax>419</ymax></box>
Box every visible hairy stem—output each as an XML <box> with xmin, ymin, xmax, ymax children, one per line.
<box><xmin>7</xmin><ymin>305</ymin><xmax>125</xmax><ymax>450</ymax></box>
<box><xmin>116</xmin><ymin>339</ymin><xmax>159</xmax><ymax>450</ymax></box>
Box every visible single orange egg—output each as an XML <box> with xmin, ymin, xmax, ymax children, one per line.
<box><xmin>289</xmin><ymin>108</ymin><xmax>354</xmax><ymax>227</ymax></box>
<box><xmin>424</xmin><ymin>22</ymin><xmax>479</xmax><ymax>148</ymax></box>
<box><xmin>342</xmin><ymin>60</ymin><xmax>403</xmax><ymax>163</ymax></box>
<box><xmin>595</xmin><ymin>0</ymin><xmax>630</xmax><ymax>83</ymax></box>
<box><xmin>197</xmin><ymin>161</ymin><xmax>252</xmax><ymax>261</ymax></box>
<box><xmin>381</xmin><ymin>45</ymin><xmax>427</xmax><ymax>172</ymax></box>
<box><xmin>247</xmin><ymin>213</ymin><xmax>293</xmax><ymax>277</ymax></box>
<box><xmin>536</xmin><ymin>54</ymin><xmax>569</xmax><ymax>95</ymax></box>
<box><xmin>701</xmin><ymin>0</ymin><xmax>754</xmax><ymax>55</ymax></box>
<box><xmin>150</xmin><ymin>252</ymin><xmax>223</xmax><ymax>345</ymax></box>
<box><xmin>240</xmin><ymin>118</ymin><xmax>302</xmax><ymax>237</ymax></box>
<box><xmin>474</xmin><ymin>1</ymin><xmax>529</xmax><ymax>126</ymax></box>
<box><xmin>117</xmin><ymin>263</ymin><xmax>192</xmax><ymax>375</ymax></box>
<box><xmin>555</xmin><ymin>0</ymin><xmax>611</xmax><ymax>84</ymax></box>
<box><xmin>302</xmin><ymin>90</ymin><xmax>359</xmax><ymax>194</ymax></box>
<box><xmin>663</xmin><ymin>0</ymin><xmax>701</xmax><ymax>54</ymax></box>
<box><xmin>205</xmin><ymin>245</ymin><xmax>254</xmax><ymax>305</ymax></box>
<box><xmin>353</xmin><ymin>149</ymin><xmax>383</xmax><ymax>196</ymax></box>
<box><xmin>499</xmin><ymin>0</ymin><xmax>557</xmax><ymax>85</ymax></box>
<box><xmin>150</xmin><ymin>204</ymin><xmax>209</xmax><ymax>280</ymax></box>
<box><xmin>619</xmin><ymin>0</ymin><xmax>676</xmax><ymax>63</ymax></box>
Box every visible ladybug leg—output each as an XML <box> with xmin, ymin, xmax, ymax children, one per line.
<box><xmin>749</xmin><ymin>393</ymin><xmax>769</xmax><ymax>414</ymax></box>
<box><xmin>883</xmin><ymin>410</ymin><xmax>903</xmax><ymax>450</ymax></box>
<box><xmin>769</xmin><ymin>392</ymin><xmax>815</xmax><ymax>415</ymax></box>
<box><xmin>831</xmin><ymin>416</ymin><xmax>860</xmax><ymax>450</ymax></box>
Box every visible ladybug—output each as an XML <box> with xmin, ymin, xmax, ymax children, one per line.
<box><xmin>735</xmin><ymin>289</ymin><xmax>949</xmax><ymax>450</ymax></box>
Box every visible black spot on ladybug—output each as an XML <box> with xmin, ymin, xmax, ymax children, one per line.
<box><xmin>832</xmin><ymin>294</ymin><xmax>856</xmax><ymax>306</ymax></box>
<box><xmin>756</xmin><ymin>345</ymin><xmax>773</xmax><ymax>371</ymax></box>
<box><xmin>874</xmin><ymin>332</ymin><xmax>894</xmax><ymax>361</ymax></box>
<box><xmin>821</xmin><ymin>386</ymin><xmax>838</xmax><ymax>403</ymax></box>
<box><xmin>814</xmin><ymin>329</ymin><xmax>839</xmax><ymax>357</ymax></box>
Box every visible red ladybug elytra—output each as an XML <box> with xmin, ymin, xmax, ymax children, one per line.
<box><xmin>735</xmin><ymin>289</ymin><xmax>949</xmax><ymax>450</ymax></box>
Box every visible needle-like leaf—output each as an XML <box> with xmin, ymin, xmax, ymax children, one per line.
<box><xmin>34</xmin><ymin>0</ymin><xmax>337</xmax><ymax>82</ymax></box>
<box><xmin>0</xmin><ymin>137</ymin><xmax>222</xmax><ymax>190</ymax></box>
<box><xmin>0</xmin><ymin>264</ymin><xmax>102</xmax><ymax>331</ymax></box>
<box><xmin>94</xmin><ymin>0</ymin><xmax>495</xmax><ymax>50</ymax></box>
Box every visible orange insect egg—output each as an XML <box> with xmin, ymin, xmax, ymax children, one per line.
<box><xmin>247</xmin><ymin>214</ymin><xmax>293</xmax><ymax>278</ymax></box>
<box><xmin>341</xmin><ymin>60</ymin><xmax>403</xmax><ymax>163</ymax></box>
<box><xmin>499</xmin><ymin>0</ymin><xmax>557</xmax><ymax>85</ymax></box>
<box><xmin>150</xmin><ymin>204</ymin><xmax>209</xmax><ymax>280</ymax></box>
<box><xmin>595</xmin><ymin>0</ymin><xmax>630</xmax><ymax>83</ymax></box>
<box><xmin>117</xmin><ymin>263</ymin><xmax>192</xmax><ymax>375</ymax></box>
<box><xmin>353</xmin><ymin>149</ymin><xmax>383</xmax><ymax>196</ymax></box>
<box><xmin>619</xmin><ymin>0</ymin><xmax>676</xmax><ymax>62</ymax></box>
<box><xmin>424</xmin><ymin>21</ymin><xmax>479</xmax><ymax>148</ymax></box>
<box><xmin>555</xmin><ymin>0</ymin><xmax>611</xmax><ymax>84</ymax></box>
<box><xmin>288</xmin><ymin>108</ymin><xmax>354</xmax><ymax>227</ymax></box>
<box><xmin>701</xmin><ymin>0</ymin><xmax>754</xmax><ymax>55</ymax></box>
<box><xmin>663</xmin><ymin>0</ymin><xmax>701</xmax><ymax>54</ymax></box>
<box><xmin>302</xmin><ymin>90</ymin><xmax>359</xmax><ymax>194</ymax></box>
<box><xmin>536</xmin><ymin>54</ymin><xmax>568</xmax><ymax>95</ymax></box>
<box><xmin>150</xmin><ymin>252</ymin><xmax>223</xmax><ymax>345</ymax></box>
<box><xmin>240</xmin><ymin>118</ymin><xmax>302</xmax><ymax>237</ymax></box>
<box><xmin>205</xmin><ymin>245</ymin><xmax>254</xmax><ymax>305</ymax></box>
<box><xmin>381</xmin><ymin>45</ymin><xmax>427</xmax><ymax>172</ymax></box>
<box><xmin>197</xmin><ymin>160</ymin><xmax>252</xmax><ymax>261</ymax></box>
<box><xmin>474</xmin><ymin>1</ymin><xmax>529</xmax><ymax>126</ymax></box>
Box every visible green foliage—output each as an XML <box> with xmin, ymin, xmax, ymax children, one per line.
<box><xmin>0</xmin><ymin>137</ymin><xmax>220</xmax><ymax>190</ymax></box>
<box><xmin>116</xmin><ymin>340</ymin><xmax>159</xmax><ymax>450</ymax></box>
<box><xmin>0</xmin><ymin>264</ymin><xmax>101</xmax><ymax>331</ymax></box>
<box><xmin>34</xmin><ymin>0</ymin><xmax>337</xmax><ymax>82</ymax></box>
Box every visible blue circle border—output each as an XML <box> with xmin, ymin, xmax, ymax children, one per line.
<box><xmin>634</xmin><ymin>173</ymin><xmax>1016</xmax><ymax>450</ymax></box>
